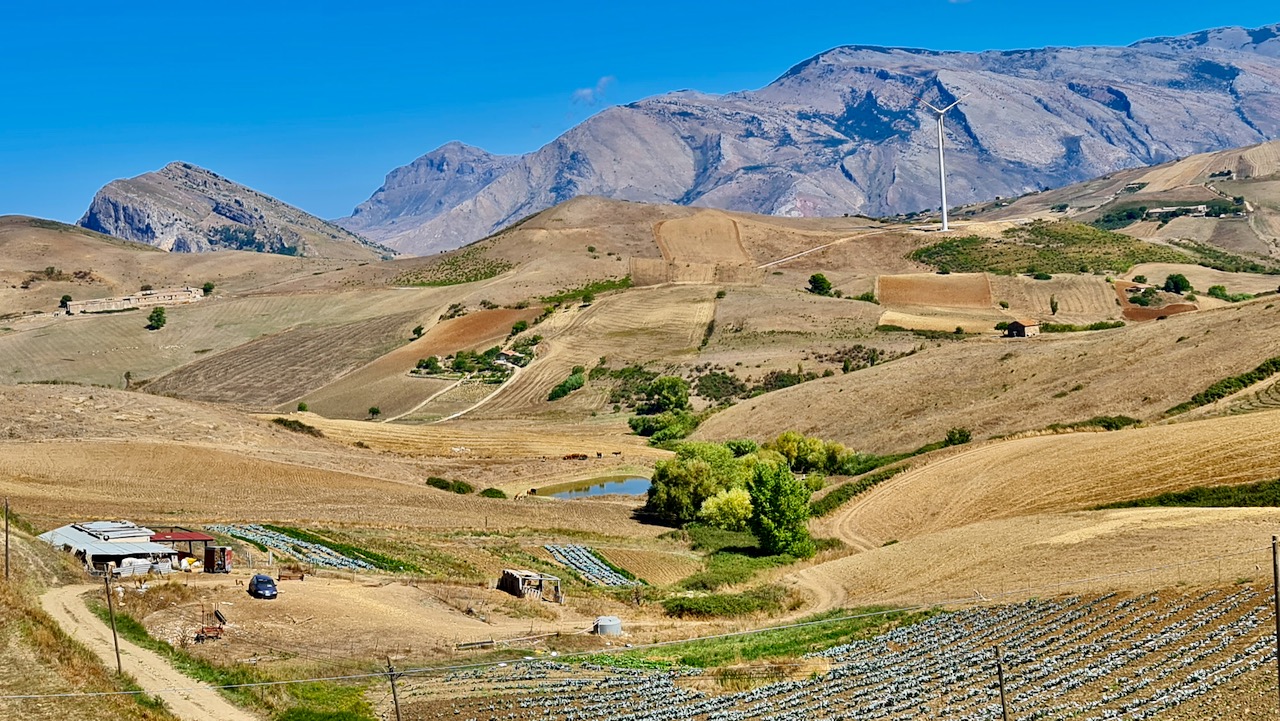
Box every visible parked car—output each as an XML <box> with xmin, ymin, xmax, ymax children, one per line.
<box><xmin>247</xmin><ymin>574</ymin><xmax>278</xmax><ymax>599</ymax></box>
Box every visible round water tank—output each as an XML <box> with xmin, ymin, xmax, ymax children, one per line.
<box><xmin>594</xmin><ymin>615</ymin><xmax>622</xmax><ymax>636</ymax></box>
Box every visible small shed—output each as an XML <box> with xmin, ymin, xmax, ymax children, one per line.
<box><xmin>498</xmin><ymin>569</ymin><xmax>564</xmax><ymax>603</ymax></box>
<box><xmin>149</xmin><ymin>527</ymin><xmax>216</xmax><ymax>560</ymax></box>
<box><xmin>1005</xmin><ymin>319</ymin><xmax>1040</xmax><ymax>338</ymax></box>
<box><xmin>39</xmin><ymin>520</ymin><xmax>178</xmax><ymax>576</ymax></box>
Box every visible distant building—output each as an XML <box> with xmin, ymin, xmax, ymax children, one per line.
<box><xmin>1006</xmin><ymin>319</ymin><xmax>1040</xmax><ymax>338</ymax></box>
<box><xmin>66</xmin><ymin>287</ymin><xmax>203</xmax><ymax>315</ymax></box>
<box><xmin>38</xmin><ymin>520</ymin><xmax>179</xmax><ymax>576</ymax></box>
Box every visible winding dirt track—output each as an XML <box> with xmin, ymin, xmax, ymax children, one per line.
<box><xmin>40</xmin><ymin>585</ymin><xmax>257</xmax><ymax>721</ymax></box>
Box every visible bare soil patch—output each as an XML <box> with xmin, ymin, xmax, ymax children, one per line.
<box><xmin>877</xmin><ymin>273</ymin><xmax>992</xmax><ymax>308</ymax></box>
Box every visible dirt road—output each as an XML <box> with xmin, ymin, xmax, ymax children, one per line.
<box><xmin>40</xmin><ymin>584</ymin><xmax>258</xmax><ymax>721</ymax></box>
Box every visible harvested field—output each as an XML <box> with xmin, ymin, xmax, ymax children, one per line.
<box><xmin>0</xmin><ymin>440</ymin><xmax>662</xmax><ymax>537</ymax></box>
<box><xmin>594</xmin><ymin>548</ymin><xmax>702</xmax><ymax>586</ymax></box>
<box><xmin>876</xmin><ymin>308</ymin><xmax>1006</xmax><ymax>333</ymax></box>
<box><xmin>1112</xmin><ymin>281</ymin><xmax>1197</xmax><ymax>321</ymax></box>
<box><xmin>696</xmin><ymin>296</ymin><xmax>1280</xmax><ymax>454</ymax></box>
<box><xmin>987</xmin><ymin>274</ymin><xmax>1118</xmax><ymax>324</ymax></box>
<box><xmin>1126</xmin><ymin>263</ymin><xmax>1280</xmax><ymax>296</ymax></box>
<box><xmin>876</xmin><ymin>272</ymin><xmax>992</xmax><ymax>308</ymax></box>
<box><xmin>654</xmin><ymin>211</ymin><xmax>751</xmax><ymax>265</ymax></box>
<box><xmin>792</xmin><ymin>507</ymin><xmax>1280</xmax><ymax>608</ymax></box>
<box><xmin>145</xmin><ymin>310</ymin><xmax>420</xmax><ymax>407</ymax></box>
<box><xmin>708</xmin><ymin>286</ymin><xmax>881</xmax><ymax>346</ymax></box>
<box><xmin>817</xmin><ymin>409</ymin><xmax>1280</xmax><ymax>548</ymax></box>
<box><xmin>472</xmin><ymin>285</ymin><xmax>716</xmax><ymax>419</ymax></box>
<box><xmin>296</xmin><ymin>307</ymin><xmax>539</xmax><ymax>419</ymax></box>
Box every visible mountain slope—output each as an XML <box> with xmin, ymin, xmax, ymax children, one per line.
<box><xmin>341</xmin><ymin>23</ymin><xmax>1280</xmax><ymax>255</ymax></box>
<box><xmin>80</xmin><ymin>162</ymin><xmax>392</xmax><ymax>259</ymax></box>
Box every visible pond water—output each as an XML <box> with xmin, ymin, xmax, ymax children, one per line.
<box><xmin>548</xmin><ymin>476</ymin><xmax>651</xmax><ymax>499</ymax></box>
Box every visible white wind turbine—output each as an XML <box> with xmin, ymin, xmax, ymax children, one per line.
<box><xmin>918</xmin><ymin>93</ymin><xmax>970</xmax><ymax>231</ymax></box>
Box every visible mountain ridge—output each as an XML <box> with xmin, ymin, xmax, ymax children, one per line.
<box><xmin>337</xmin><ymin>23</ymin><xmax>1280</xmax><ymax>255</ymax></box>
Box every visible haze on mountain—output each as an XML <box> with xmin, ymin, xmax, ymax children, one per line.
<box><xmin>334</xmin><ymin>23</ymin><xmax>1280</xmax><ymax>255</ymax></box>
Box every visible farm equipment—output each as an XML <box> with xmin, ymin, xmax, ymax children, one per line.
<box><xmin>195</xmin><ymin>604</ymin><xmax>227</xmax><ymax>643</ymax></box>
<box><xmin>203</xmin><ymin>546</ymin><xmax>233</xmax><ymax>574</ymax></box>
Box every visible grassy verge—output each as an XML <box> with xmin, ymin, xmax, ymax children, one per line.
<box><xmin>662</xmin><ymin>585</ymin><xmax>789</xmax><ymax>618</ymax></box>
<box><xmin>810</xmin><ymin>465</ymin><xmax>910</xmax><ymax>518</ymax></box>
<box><xmin>1043</xmin><ymin>415</ymin><xmax>1141</xmax><ymax>432</ymax></box>
<box><xmin>261</xmin><ymin>525</ymin><xmax>422</xmax><ymax>573</ymax></box>
<box><xmin>1165</xmin><ymin>355</ymin><xmax>1280</xmax><ymax>416</ymax></box>
<box><xmin>586</xmin><ymin>606</ymin><xmax>935</xmax><ymax>668</ymax></box>
<box><xmin>1040</xmin><ymin>320</ymin><xmax>1125</xmax><ymax>333</ymax></box>
<box><xmin>1098</xmin><ymin>477</ymin><xmax>1280</xmax><ymax>509</ymax></box>
<box><xmin>539</xmin><ymin>277</ymin><xmax>632</xmax><ymax>304</ymax></box>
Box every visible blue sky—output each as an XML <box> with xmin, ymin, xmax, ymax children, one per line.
<box><xmin>2</xmin><ymin>1</ymin><xmax>1276</xmax><ymax>222</ymax></box>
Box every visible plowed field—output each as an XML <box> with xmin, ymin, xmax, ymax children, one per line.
<box><xmin>877</xmin><ymin>273</ymin><xmax>993</xmax><ymax>308</ymax></box>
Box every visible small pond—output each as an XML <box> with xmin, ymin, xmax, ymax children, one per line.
<box><xmin>548</xmin><ymin>476</ymin><xmax>651</xmax><ymax>499</ymax></box>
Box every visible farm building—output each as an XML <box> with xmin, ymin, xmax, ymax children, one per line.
<box><xmin>38</xmin><ymin>520</ymin><xmax>179</xmax><ymax>576</ymax></box>
<box><xmin>149</xmin><ymin>526</ymin><xmax>216</xmax><ymax>560</ymax></box>
<box><xmin>66</xmin><ymin>286</ymin><xmax>203</xmax><ymax>315</ymax></box>
<box><xmin>498</xmin><ymin>569</ymin><xmax>564</xmax><ymax>603</ymax></box>
<box><xmin>1005</xmin><ymin>319</ymin><xmax>1040</xmax><ymax>338</ymax></box>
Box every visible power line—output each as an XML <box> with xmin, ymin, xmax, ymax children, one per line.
<box><xmin>1</xmin><ymin>542</ymin><xmax>1271</xmax><ymax>702</ymax></box>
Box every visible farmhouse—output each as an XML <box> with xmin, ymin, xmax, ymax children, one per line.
<box><xmin>38</xmin><ymin>520</ymin><xmax>179</xmax><ymax>576</ymax></box>
<box><xmin>66</xmin><ymin>286</ymin><xmax>203</xmax><ymax>315</ymax></box>
<box><xmin>1005</xmin><ymin>319</ymin><xmax>1040</xmax><ymax>338</ymax></box>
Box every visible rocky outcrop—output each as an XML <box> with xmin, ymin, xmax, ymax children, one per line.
<box><xmin>80</xmin><ymin>162</ymin><xmax>392</xmax><ymax>259</ymax></box>
<box><xmin>338</xmin><ymin>23</ymin><xmax>1280</xmax><ymax>256</ymax></box>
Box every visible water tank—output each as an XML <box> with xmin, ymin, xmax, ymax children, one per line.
<box><xmin>594</xmin><ymin>615</ymin><xmax>622</xmax><ymax>636</ymax></box>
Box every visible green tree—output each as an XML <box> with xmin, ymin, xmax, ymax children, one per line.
<box><xmin>297</xmin><ymin>402</ymin><xmax>308</xmax><ymax>412</ymax></box>
<box><xmin>509</xmin><ymin>320</ymin><xmax>529</xmax><ymax>337</ymax></box>
<box><xmin>202</xmin><ymin>282</ymin><xmax>215</xmax><ymax>296</ymax></box>
<box><xmin>146</xmin><ymin>306</ymin><xmax>166</xmax><ymax>330</ymax></box>
<box><xmin>59</xmin><ymin>294</ymin><xmax>72</xmax><ymax>308</ymax></box>
<box><xmin>140</xmin><ymin>284</ymin><xmax>153</xmax><ymax>292</ymax></box>
<box><xmin>581</xmin><ymin>292</ymin><xmax>596</xmax><ymax>304</ymax></box>
<box><xmin>412</xmin><ymin>324</ymin><xmax>425</xmax><ymax>339</ymax></box>
<box><xmin>698</xmin><ymin>487</ymin><xmax>753</xmax><ymax>531</ymax></box>
<box><xmin>1163</xmin><ymin>274</ymin><xmax>1192</xmax><ymax>294</ymax></box>
<box><xmin>746</xmin><ymin>462</ymin><xmax>816</xmax><ymax>558</ymax></box>
<box><xmin>1050</xmin><ymin>295</ymin><xmax>1059</xmax><ymax>316</ymax></box>
<box><xmin>368</xmin><ymin>406</ymin><xmax>381</xmax><ymax>419</ymax></box>
<box><xmin>1132</xmin><ymin>275</ymin><xmax>1147</xmax><ymax>284</ymax></box>
<box><xmin>807</xmin><ymin>273</ymin><xmax>833</xmax><ymax>296</ymax></box>
<box><xmin>643</xmin><ymin>376</ymin><xmax>691</xmax><ymax>414</ymax></box>
<box><xmin>944</xmin><ymin>427</ymin><xmax>972</xmax><ymax>446</ymax></box>
<box><xmin>645</xmin><ymin>442</ymin><xmax>748</xmax><ymax>525</ymax></box>
<box><xmin>418</xmin><ymin>356</ymin><xmax>443</xmax><ymax>373</ymax></box>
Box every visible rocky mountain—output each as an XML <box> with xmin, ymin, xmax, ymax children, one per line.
<box><xmin>80</xmin><ymin>162</ymin><xmax>393</xmax><ymax>260</ymax></box>
<box><xmin>340</xmin><ymin>23</ymin><xmax>1280</xmax><ymax>256</ymax></box>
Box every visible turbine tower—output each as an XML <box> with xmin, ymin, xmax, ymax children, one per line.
<box><xmin>919</xmin><ymin>93</ymin><xmax>969</xmax><ymax>232</ymax></box>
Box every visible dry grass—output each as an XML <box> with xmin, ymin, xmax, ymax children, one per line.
<box><xmin>697</xmin><ymin>295</ymin><xmax>1280</xmax><ymax>453</ymax></box>
<box><xmin>877</xmin><ymin>273</ymin><xmax>992</xmax><ymax>308</ymax></box>
<box><xmin>594</xmin><ymin>548</ymin><xmax>702</xmax><ymax>586</ymax></box>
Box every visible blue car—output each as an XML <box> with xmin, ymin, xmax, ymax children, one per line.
<box><xmin>248</xmin><ymin>574</ymin><xmax>278</xmax><ymax>599</ymax></box>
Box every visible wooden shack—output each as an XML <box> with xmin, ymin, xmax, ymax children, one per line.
<box><xmin>498</xmin><ymin>569</ymin><xmax>564</xmax><ymax>603</ymax></box>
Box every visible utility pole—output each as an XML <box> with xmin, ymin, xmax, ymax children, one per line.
<box><xmin>104</xmin><ymin>574</ymin><xmax>122</xmax><ymax>675</ymax></box>
<box><xmin>4</xmin><ymin>497</ymin><xmax>10</xmax><ymax>581</ymax></box>
<box><xmin>1272</xmin><ymin>536</ymin><xmax>1280</xmax><ymax>714</ymax></box>
<box><xmin>995</xmin><ymin>645</ymin><xmax>1010</xmax><ymax>721</ymax></box>
<box><xmin>386</xmin><ymin>657</ymin><xmax>403</xmax><ymax>721</ymax></box>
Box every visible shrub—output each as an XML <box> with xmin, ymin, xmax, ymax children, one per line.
<box><xmin>1099</xmin><ymin>477</ymin><xmax>1280</xmax><ymax>509</ymax></box>
<box><xmin>368</xmin><ymin>406</ymin><xmax>381</xmax><ymax>418</ymax></box>
<box><xmin>146</xmin><ymin>306</ymin><xmax>166</xmax><ymax>330</ymax></box>
<box><xmin>662</xmin><ymin>586</ymin><xmax>787</xmax><ymax>618</ymax></box>
<box><xmin>548</xmin><ymin>370</ymin><xmax>586</xmax><ymax>400</ymax></box>
<box><xmin>852</xmin><ymin>291</ymin><xmax>878</xmax><ymax>304</ymax></box>
<box><xmin>698</xmin><ymin>488</ymin><xmax>754</xmax><ymax>531</ymax></box>
<box><xmin>944</xmin><ymin>427</ymin><xmax>972</xmax><ymax>446</ymax></box>
<box><xmin>695</xmin><ymin>371</ymin><xmax>747</xmax><ymax>402</ymax></box>
<box><xmin>628</xmin><ymin>409</ymin><xmax>700</xmax><ymax>442</ymax></box>
<box><xmin>509</xmin><ymin>320</ymin><xmax>529</xmax><ymax>337</ymax></box>
<box><xmin>810</xmin><ymin>466</ymin><xmax>909</xmax><ymax>517</ymax></box>
<box><xmin>271</xmin><ymin>417</ymin><xmax>324</xmax><ymax>437</ymax></box>
<box><xmin>296</xmin><ymin>402</ymin><xmax>308</xmax><ymax>412</ymax></box>
<box><xmin>642</xmin><ymin>376</ymin><xmax>691</xmax><ymax>414</ymax></box>
<box><xmin>479</xmin><ymin>488</ymin><xmax>507</xmax><ymax>499</ymax></box>
<box><xmin>426</xmin><ymin>477</ymin><xmax>474</xmax><ymax>494</ymax></box>
<box><xmin>417</xmin><ymin>356</ymin><xmax>442</xmax><ymax>372</ymax></box>
<box><xmin>1163</xmin><ymin>273</ymin><xmax>1192</xmax><ymax>294</ymax></box>
<box><xmin>807</xmin><ymin>273</ymin><xmax>833</xmax><ymax>296</ymax></box>
<box><xmin>202</xmin><ymin>281</ymin><xmax>215</xmax><ymax>296</ymax></box>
